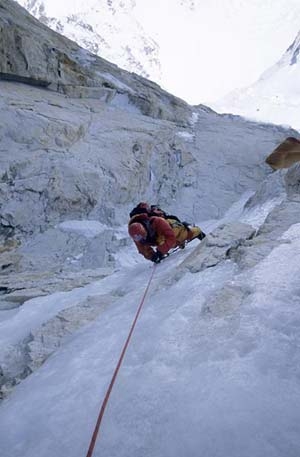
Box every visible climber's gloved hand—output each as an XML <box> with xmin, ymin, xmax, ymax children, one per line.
<box><xmin>151</xmin><ymin>250</ymin><xmax>165</xmax><ymax>264</ymax></box>
<box><xmin>197</xmin><ymin>231</ymin><xmax>206</xmax><ymax>240</ymax></box>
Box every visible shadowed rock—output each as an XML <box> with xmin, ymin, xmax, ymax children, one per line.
<box><xmin>265</xmin><ymin>137</ymin><xmax>300</xmax><ymax>170</ymax></box>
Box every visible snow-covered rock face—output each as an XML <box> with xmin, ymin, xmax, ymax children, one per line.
<box><xmin>0</xmin><ymin>0</ymin><xmax>188</xmax><ymax>124</ymax></box>
<box><xmin>2</xmin><ymin>3</ymin><xmax>300</xmax><ymax>453</ymax></box>
<box><xmin>286</xmin><ymin>30</ymin><xmax>300</xmax><ymax>65</ymax></box>
<box><xmin>1</xmin><ymin>80</ymin><xmax>296</xmax><ymax>244</ymax></box>
<box><xmin>0</xmin><ymin>0</ymin><xmax>298</xmax><ymax>274</ymax></box>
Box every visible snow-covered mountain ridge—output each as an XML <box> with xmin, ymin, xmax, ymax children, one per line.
<box><xmin>212</xmin><ymin>30</ymin><xmax>300</xmax><ymax>131</ymax></box>
<box><xmin>16</xmin><ymin>0</ymin><xmax>162</xmax><ymax>82</ymax></box>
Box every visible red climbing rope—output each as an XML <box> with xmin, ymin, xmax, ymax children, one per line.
<box><xmin>85</xmin><ymin>264</ymin><xmax>157</xmax><ymax>457</ymax></box>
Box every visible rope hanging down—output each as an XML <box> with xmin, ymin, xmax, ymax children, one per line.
<box><xmin>85</xmin><ymin>264</ymin><xmax>157</xmax><ymax>457</ymax></box>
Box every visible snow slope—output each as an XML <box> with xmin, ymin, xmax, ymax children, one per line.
<box><xmin>1</xmin><ymin>181</ymin><xmax>300</xmax><ymax>456</ymax></box>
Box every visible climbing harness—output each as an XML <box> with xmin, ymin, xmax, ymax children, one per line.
<box><xmin>85</xmin><ymin>264</ymin><xmax>157</xmax><ymax>457</ymax></box>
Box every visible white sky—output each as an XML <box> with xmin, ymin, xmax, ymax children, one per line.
<box><xmin>133</xmin><ymin>0</ymin><xmax>300</xmax><ymax>103</ymax></box>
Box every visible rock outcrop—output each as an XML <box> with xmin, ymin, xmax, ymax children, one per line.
<box><xmin>265</xmin><ymin>136</ymin><xmax>300</xmax><ymax>170</ymax></box>
<box><xmin>179</xmin><ymin>222</ymin><xmax>256</xmax><ymax>274</ymax></box>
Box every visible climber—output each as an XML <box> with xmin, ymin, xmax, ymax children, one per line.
<box><xmin>129</xmin><ymin>201</ymin><xmax>184</xmax><ymax>221</ymax></box>
<box><xmin>128</xmin><ymin>202</ymin><xmax>206</xmax><ymax>263</ymax></box>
